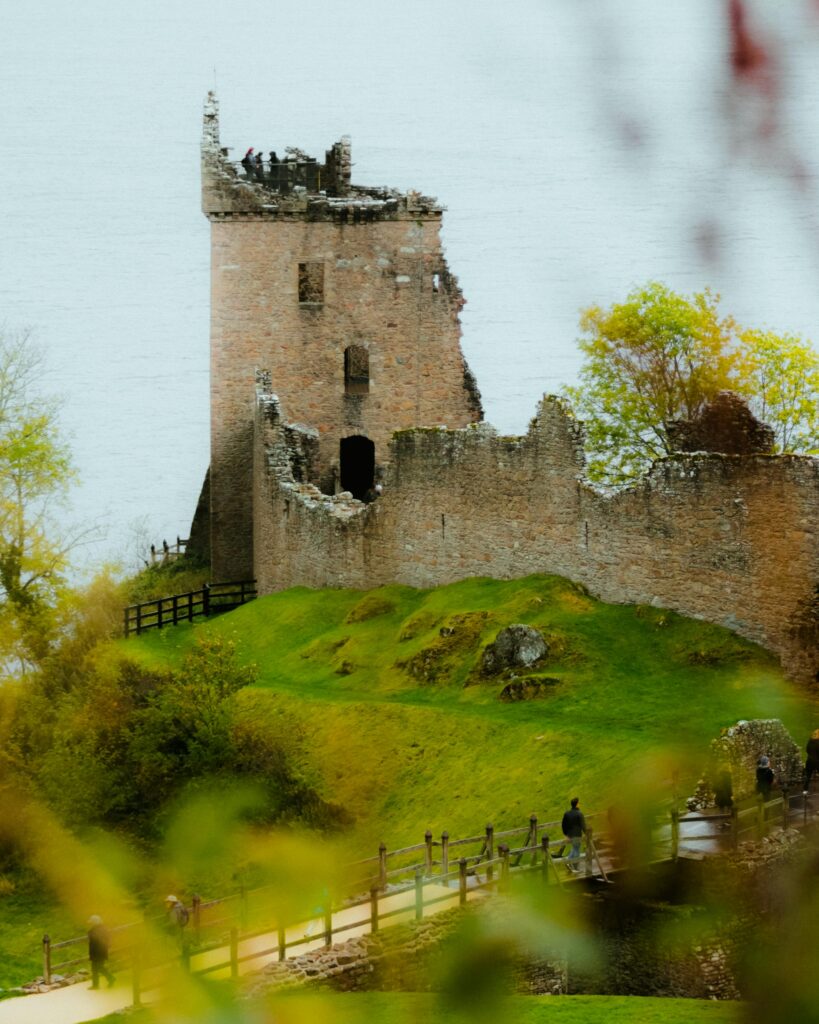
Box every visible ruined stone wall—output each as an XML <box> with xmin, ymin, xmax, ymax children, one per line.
<box><xmin>210</xmin><ymin>215</ymin><xmax>478</xmax><ymax>579</ymax></box>
<box><xmin>254</xmin><ymin>395</ymin><xmax>819</xmax><ymax>683</ymax></box>
<box><xmin>202</xmin><ymin>97</ymin><xmax>481</xmax><ymax>579</ymax></box>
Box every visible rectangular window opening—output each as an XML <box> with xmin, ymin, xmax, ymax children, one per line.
<box><xmin>345</xmin><ymin>345</ymin><xmax>370</xmax><ymax>395</ymax></box>
<box><xmin>298</xmin><ymin>262</ymin><xmax>324</xmax><ymax>304</ymax></box>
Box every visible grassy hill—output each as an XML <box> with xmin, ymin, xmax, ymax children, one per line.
<box><xmin>128</xmin><ymin>573</ymin><xmax>817</xmax><ymax>855</ymax></box>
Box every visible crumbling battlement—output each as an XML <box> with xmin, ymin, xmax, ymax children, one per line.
<box><xmin>202</xmin><ymin>91</ymin><xmax>443</xmax><ymax>221</ymax></box>
<box><xmin>253</xmin><ymin>391</ymin><xmax>819</xmax><ymax>684</ymax></box>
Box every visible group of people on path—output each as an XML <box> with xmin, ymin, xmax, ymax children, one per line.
<box><xmin>86</xmin><ymin>895</ymin><xmax>190</xmax><ymax>991</ymax></box>
<box><xmin>715</xmin><ymin>730</ymin><xmax>819</xmax><ymax>813</ymax></box>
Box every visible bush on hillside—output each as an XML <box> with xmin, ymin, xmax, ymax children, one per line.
<box><xmin>11</xmin><ymin>635</ymin><xmax>344</xmax><ymax>838</ymax></box>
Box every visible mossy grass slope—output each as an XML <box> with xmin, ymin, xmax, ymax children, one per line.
<box><xmin>129</xmin><ymin>574</ymin><xmax>817</xmax><ymax>854</ymax></box>
<box><xmin>81</xmin><ymin>992</ymin><xmax>741</xmax><ymax>1024</ymax></box>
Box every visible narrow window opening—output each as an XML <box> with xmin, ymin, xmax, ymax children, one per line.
<box><xmin>340</xmin><ymin>436</ymin><xmax>375</xmax><ymax>500</ymax></box>
<box><xmin>298</xmin><ymin>262</ymin><xmax>324</xmax><ymax>304</ymax></box>
<box><xmin>344</xmin><ymin>345</ymin><xmax>370</xmax><ymax>395</ymax></box>
<box><xmin>432</xmin><ymin>272</ymin><xmax>440</xmax><ymax>293</ymax></box>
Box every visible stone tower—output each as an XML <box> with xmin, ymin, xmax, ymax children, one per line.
<box><xmin>200</xmin><ymin>94</ymin><xmax>482</xmax><ymax>580</ymax></box>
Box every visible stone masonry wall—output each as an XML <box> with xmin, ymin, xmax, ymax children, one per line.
<box><xmin>254</xmin><ymin>394</ymin><xmax>819</xmax><ymax>683</ymax></box>
<box><xmin>203</xmin><ymin>99</ymin><xmax>481</xmax><ymax>580</ymax></box>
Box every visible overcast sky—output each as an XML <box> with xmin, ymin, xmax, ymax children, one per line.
<box><xmin>2</xmin><ymin>0</ymin><xmax>818</xmax><ymax>570</ymax></box>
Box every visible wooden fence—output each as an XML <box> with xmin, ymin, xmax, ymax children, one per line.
<box><xmin>39</xmin><ymin>791</ymin><xmax>815</xmax><ymax>1002</ymax></box>
<box><xmin>123</xmin><ymin>580</ymin><xmax>257</xmax><ymax>637</ymax></box>
<box><xmin>37</xmin><ymin>808</ymin><xmax>616</xmax><ymax>996</ymax></box>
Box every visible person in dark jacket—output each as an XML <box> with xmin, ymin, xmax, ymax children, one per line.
<box><xmin>87</xmin><ymin>915</ymin><xmax>115</xmax><ymax>989</ymax></box>
<box><xmin>805</xmin><ymin>731</ymin><xmax>819</xmax><ymax>790</ymax></box>
<box><xmin>756</xmin><ymin>755</ymin><xmax>775</xmax><ymax>801</ymax></box>
<box><xmin>714</xmin><ymin>765</ymin><xmax>733</xmax><ymax>812</ymax></box>
<box><xmin>561</xmin><ymin>797</ymin><xmax>586</xmax><ymax>872</ymax></box>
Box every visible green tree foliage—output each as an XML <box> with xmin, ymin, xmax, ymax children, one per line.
<box><xmin>0</xmin><ymin>329</ymin><xmax>76</xmax><ymax>665</ymax></box>
<box><xmin>566</xmin><ymin>283</ymin><xmax>819</xmax><ymax>484</ymax></box>
<box><xmin>740</xmin><ymin>329</ymin><xmax>819</xmax><ymax>454</ymax></box>
<box><xmin>10</xmin><ymin>630</ymin><xmax>341</xmax><ymax>837</ymax></box>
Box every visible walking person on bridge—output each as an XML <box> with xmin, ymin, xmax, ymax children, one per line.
<box><xmin>561</xmin><ymin>797</ymin><xmax>587</xmax><ymax>873</ymax></box>
<box><xmin>87</xmin><ymin>916</ymin><xmax>115</xmax><ymax>990</ymax></box>
<box><xmin>805</xmin><ymin>731</ymin><xmax>819</xmax><ymax>790</ymax></box>
<box><xmin>164</xmin><ymin>895</ymin><xmax>190</xmax><ymax>957</ymax></box>
<box><xmin>756</xmin><ymin>756</ymin><xmax>775</xmax><ymax>801</ymax></box>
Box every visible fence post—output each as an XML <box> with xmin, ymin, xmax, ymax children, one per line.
<box><xmin>378</xmin><ymin>842</ymin><xmax>387</xmax><ymax>890</ymax></box>
<box><xmin>132</xmin><ymin>942</ymin><xmax>142</xmax><ymax>1008</ymax></box>
<box><xmin>542</xmin><ymin>835</ymin><xmax>550</xmax><ymax>884</ymax></box>
<box><xmin>42</xmin><ymin>934</ymin><xmax>51</xmax><ymax>985</ymax></box>
<box><xmin>157</xmin><ymin>598</ymin><xmax>163</xmax><ymax>630</ymax></box>
<box><xmin>172</xmin><ymin>594</ymin><xmax>179</xmax><ymax>627</ymax></box>
<box><xmin>230</xmin><ymin>927</ymin><xmax>239</xmax><ymax>981</ymax></box>
<box><xmin>441</xmin><ymin>831</ymin><xmax>449</xmax><ymax>879</ymax></box>
<box><xmin>123</xmin><ymin>608</ymin><xmax>130</xmax><ymax>638</ymax></box>
<box><xmin>459</xmin><ymin>858</ymin><xmax>468</xmax><ymax>906</ymax></box>
<box><xmin>415</xmin><ymin>869</ymin><xmax>424</xmax><ymax>921</ymax></box>
<box><xmin>499</xmin><ymin>844</ymin><xmax>510</xmax><ymax>891</ymax></box>
<box><xmin>323</xmin><ymin>905</ymin><xmax>333</xmax><ymax>948</ymax></box>
<box><xmin>529</xmin><ymin>814</ymin><xmax>538</xmax><ymax>863</ymax></box>
<box><xmin>192</xmin><ymin>893</ymin><xmax>201</xmax><ymax>946</ymax></box>
<box><xmin>370</xmin><ymin>887</ymin><xmax>379</xmax><ymax>935</ymax></box>
<box><xmin>485</xmin><ymin>824</ymin><xmax>494</xmax><ymax>882</ymax></box>
<box><xmin>136</xmin><ymin>604</ymin><xmax>142</xmax><ymax>635</ymax></box>
<box><xmin>425</xmin><ymin>830</ymin><xmax>433</xmax><ymax>876</ymax></box>
<box><xmin>585</xmin><ymin>827</ymin><xmax>594</xmax><ymax>877</ymax></box>
<box><xmin>203</xmin><ymin>582</ymin><xmax>211</xmax><ymax>617</ymax></box>
<box><xmin>671</xmin><ymin>810</ymin><xmax>679</xmax><ymax>860</ymax></box>
<box><xmin>277</xmin><ymin>922</ymin><xmax>286</xmax><ymax>962</ymax></box>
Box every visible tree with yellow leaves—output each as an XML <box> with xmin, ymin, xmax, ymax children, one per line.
<box><xmin>566</xmin><ymin>282</ymin><xmax>819</xmax><ymax>485</ymax></box>
<box><xmin>0</xmin><ymin>329</ymin><xmax>75</xmax><ymax>666</ymax></box>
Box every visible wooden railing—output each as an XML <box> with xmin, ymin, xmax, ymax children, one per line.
<box><xmin>39</xmin><ymin>791</ymin><xmax>816</xmax><ymax>1000</ymax></box>
<box><xmin>148</xmin><ymin>537</ymin><xmax>188</xmax><ymax>566</ymax></box>
<box><xmin>123</xmin><ymin>580</ymin><xmax>257</xmax><ymax>637</ymax></box>
<box><xmin>36</xmin><ymin>808</ymin><xmax>616</xmax><ymax>995</ymax></box>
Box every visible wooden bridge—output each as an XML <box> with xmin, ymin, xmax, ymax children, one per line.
<box><xmin>36</xmin><ymin>786</ymin><xmax>818</xmax><ymax>1009</ymax></box>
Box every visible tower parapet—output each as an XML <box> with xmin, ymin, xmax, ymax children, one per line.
<box><xmin>201</xmin><ymin>95</ymin><xmax>444</xmax><ymax>222</ymax></box>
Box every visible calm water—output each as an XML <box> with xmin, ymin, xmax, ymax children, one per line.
<box><xmin>2</xmin><ymin>0</ymin><xmax>818</xmax><ymax>573</ymax></box>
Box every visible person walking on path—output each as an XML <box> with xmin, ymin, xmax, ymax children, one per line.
<box><xmin>87</xmin><ymin>916</ymin><xmax>115</xmax><ymax>990</ymax></box>
<box><xmin>561</xmin><ymin>797</ymin><xmax>587</xmax><ymax>873</ymax></box>
<box><xmin>805</xmin><ymin>731</ymin><xmax>819</xmax><ymax>790</ymax></box>
<box><xmin>164</xmin><ymin>895</ymin><xmax>190</xmax><ymax>954</ymax></box>
<box><xmin>756</xmin><ymin>756</ymin><xmax>775</xmax><ymax>801</ymax></box>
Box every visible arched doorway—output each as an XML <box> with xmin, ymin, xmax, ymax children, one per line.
<box><xmin>340</xmin><ymin>435</ymin><xmax>374</xmax><ymax>500</ymax></box>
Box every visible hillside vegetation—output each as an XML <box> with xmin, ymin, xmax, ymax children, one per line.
<box><xmin>129</xmin><ymin>574</ymin><xmax>816</xmax><ymax>854</ymax></box>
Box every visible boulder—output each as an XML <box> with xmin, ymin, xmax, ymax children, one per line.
<box><xmin>481</xmin><ymin>624</ymin><xmax>548</xmax><ymax>675</ymax></box>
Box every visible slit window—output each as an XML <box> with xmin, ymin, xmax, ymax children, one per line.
<box><xmin>344</xmin><ymin>345</ymin><xmax>370</xmax><ymax>395</ymax></box>
<box><xmin>298</xmin><ymin>262</ymin><xmax>324</xmax><ymax>304</ymax></box>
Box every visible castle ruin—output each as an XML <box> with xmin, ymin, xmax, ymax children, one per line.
<box><xmin>198</xmin><ymin>96</ymin><xmax>819</xmax><ymax>684</ymax></box>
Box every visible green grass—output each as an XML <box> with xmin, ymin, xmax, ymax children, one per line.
<box><xmin>127</xmin><ymin>574</ymin><xmax>818</xmax><ymax>854</ymax></box>
<box><xmin>80</xmin><ymin>992</ymin><xmax>742</xmax><ymax>1024</ymax></box>
<box><xmin>0</xmin><ymin>870</ymin><xmax>79</xmax><ymax>989</ymax></box>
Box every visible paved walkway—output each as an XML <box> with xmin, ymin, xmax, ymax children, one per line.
<box><xmin>0</xmin><ymin>882</ymin><xmax>466</xmax><ymax>1024</ymax></box>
